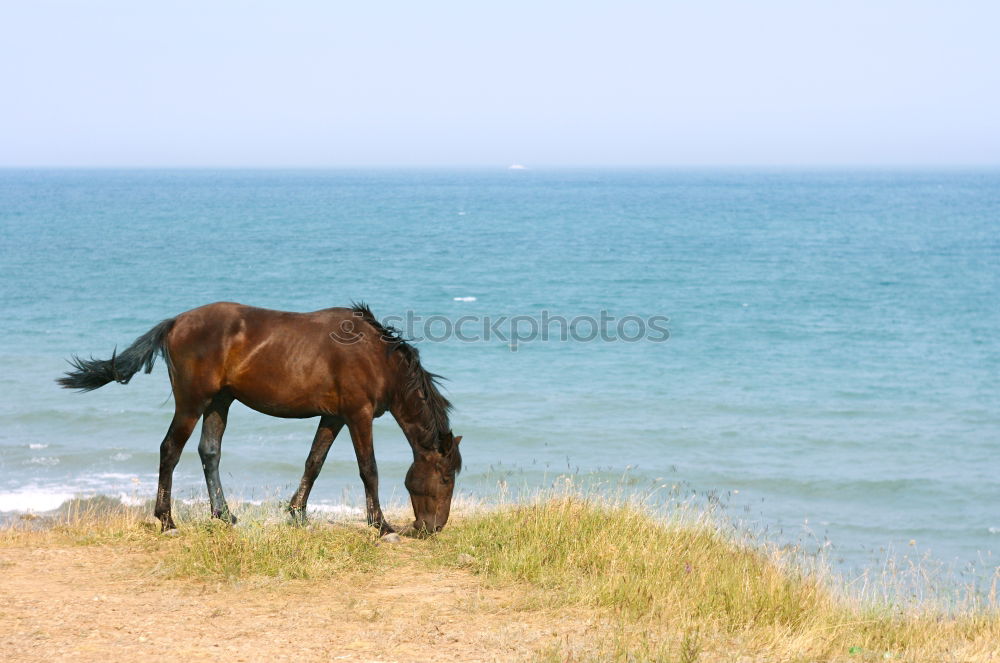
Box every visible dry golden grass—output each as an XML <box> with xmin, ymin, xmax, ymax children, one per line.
<box><xmin>3</xmin><ymin>492</ymin><xmax>998</xmax><ymax>662</ymax></box>
<box><xmin>426</xmin><ymin>494</ymin><xmax>1000</xmax><ymax>661</ymax></box>
<box><xmin>0</xmin><ymin>496</ymin><xmax>384</xmax><ymax>580</ymax></box>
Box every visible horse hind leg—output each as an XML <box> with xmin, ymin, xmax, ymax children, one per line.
<box><xmin>198</xmin><ymin>393</ymin><xmax>236</xmax><ymax>524</ymax></box>
<box><xmin>288</xmin><ymin>415</ymin><xmax>344</xmax><ymax>525</ymax></box>
<box><xmin>154</xmin><ymin>406</ymin><xmax>203</xmax><ymax>532</ymax></box>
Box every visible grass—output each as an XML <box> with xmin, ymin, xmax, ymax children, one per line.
<box><xmin>428</xmin><ymin>494</ymin><xmax>999</xmax><ymax>661</ymax></box>
<box><xmin>165</xmin><ymin>518</ymin><xmax>383</xmax><ymax>579</ymax></box>
<box><xmin>429</xmin><ymin>497</ymin><xmax>831</xmax><ymax>627</ymax></box>
<box><xmin>3</xmin><ymin>492</ymin><xmax>998</xmax><ymax>661</ymax></box>
<box><xmin>0</xmin><ymin>495</ymin><xmax>384</xmax><ymax>580</ymax></box>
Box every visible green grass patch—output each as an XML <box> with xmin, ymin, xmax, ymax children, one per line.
<box><xmin>431</xmin><ymin>496</ymin><xmax>829</xmax><ymax>629</ymax></box>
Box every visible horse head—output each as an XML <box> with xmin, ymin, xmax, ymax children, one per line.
<box><xmin>404</xmin><ymin>431</ymin><xmax>462</xmax><ymax>535</ymax></box>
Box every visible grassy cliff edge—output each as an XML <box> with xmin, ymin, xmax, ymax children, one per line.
<box><xmin>3</xmin><ymin>494</ymin><xmax>997</xmax><ymax>662</ymax></box>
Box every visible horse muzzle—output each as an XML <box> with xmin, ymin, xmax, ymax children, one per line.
<box><xmin>407</xmin><ymin>519</ymin><xmax>444</xmax><ymax>537</ymax></box>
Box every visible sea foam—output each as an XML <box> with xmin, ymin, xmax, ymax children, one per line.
<box><xmin>0</xmin><ymin>489</ymin><xmax>76</xmax><ymax>513</ymax></box>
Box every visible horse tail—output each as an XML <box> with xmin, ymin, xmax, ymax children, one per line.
<box><xmin>57</xmin><ymin>318</ymin><xmax>176</xmax><ymax>392</ymax></box>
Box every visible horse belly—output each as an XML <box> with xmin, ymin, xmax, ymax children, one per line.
<box><xmin>224</xmin><ymin>343</ymin><xmax>340</xmax><ymax>418</ymax></box>
<box><xmin>232</xmin><ymin>394</ymin><xmax>321</xmax><ymax>418</ymax></box>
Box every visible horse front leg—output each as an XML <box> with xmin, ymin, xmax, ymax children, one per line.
<box><xmin>288</xmin><ymin>415</ymin><xmax>344</xmax><ymax>524</ymax></box>
<box><xmin>346</xmin><ymin>412</ymin><xmax>394</xmax><ymax>534</ymax></box>
<box><xmin>198</xmin><ymin>393</ymin><xmax>236</xmax><ymax>524</ymax></box>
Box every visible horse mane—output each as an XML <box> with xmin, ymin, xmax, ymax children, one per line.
<box><xmin>350</xmin><ymin>303</ymin><xmax>458</xmax><ymax>470</ymax></box>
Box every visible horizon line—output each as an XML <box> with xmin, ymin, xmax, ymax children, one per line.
<box><xmin>2</xmin><ymin>163</ymin><xmax>999</xmax><ymax>171</ymax></box>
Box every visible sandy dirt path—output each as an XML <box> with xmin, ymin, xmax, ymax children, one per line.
<box><xmin>0</xmin><ymin>546</ymin><xmax>587</xmax><ymax>663</ymax></box>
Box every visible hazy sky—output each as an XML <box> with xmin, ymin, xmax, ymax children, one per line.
<box><xmin>2</xmin><ymin>1</ymin><xmax>998</xmax><ymax>167</ymax></box>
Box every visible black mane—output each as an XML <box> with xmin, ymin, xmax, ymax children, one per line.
<box><xmin>350</xmin><ymin>303</ymin><xmax>457</xmax><ymax>468</ymax></box>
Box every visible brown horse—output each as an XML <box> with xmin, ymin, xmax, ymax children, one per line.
<box><xmin>57</xmin><ymin>302</ymin><xmax>462</xmax><ymax>535</ymax></box>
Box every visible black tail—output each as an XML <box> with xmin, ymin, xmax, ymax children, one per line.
<box><xmin>57</xmin><ymin>319</ymin><xmax>176</xmax><ymax>392</ymax></box>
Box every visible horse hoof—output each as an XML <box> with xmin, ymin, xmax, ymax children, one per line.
<box><xmin>212</xmin><ymin>510</ymin><xmax>237</xmax><ymax>526</ymax></box>
<box><xmin>380</xmin><ymin>532</ymin><xmax>402</xmax><ymax>544</ymax></box>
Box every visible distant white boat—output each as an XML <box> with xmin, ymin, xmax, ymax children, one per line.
<box><xmin>508</xmin><ymin>163</ymin><xmax>526</xmax><ymax>170</ymax></box>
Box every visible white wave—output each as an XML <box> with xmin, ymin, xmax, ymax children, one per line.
<box><xmin>989</xmin><ymin>527</ymin><xmax>999</xmax><ymax>535</ymax></box>
<box><xmin>117</xmin><ymin>492</ymin><xmax>147</xmax><ymax>507</ymax></box>
<box><xmin>453</xmin><ymin>296</ymin><xmax>477</xmax><ymax>302</ymax></box>
<box><xmin>25</xmin><ymin>456</ymin><xmax>60</xmax><ymax>466</ymax></box>
<box><xmin>0</xmin><ymin>489</ymin><xmax>75</xmax><ymax>512</ymax></box>
<box><xmin>28</xmin><ymin>443</ymin><xmax>49</xmax><ymax>449</ymax></box>
<box><xmin>110</xmin><ymin>453</ymin><xmax>132</xmax><ymax>461</ymax></box>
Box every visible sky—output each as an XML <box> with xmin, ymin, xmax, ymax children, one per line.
<box><xmin>1</xmin><ymin>1</ymin><xmax>998</xmax><ymax>167</ymax></box>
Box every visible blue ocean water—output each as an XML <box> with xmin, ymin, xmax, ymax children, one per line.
<box><xmin>1</xmin><ymin>169</ymin><xmax>997</xmax><ymax>575</ymax></box>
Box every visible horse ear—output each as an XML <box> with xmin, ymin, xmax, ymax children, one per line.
<box><xmin>453</xmin><ymin>435</ymin><xmax>462</xmax><ymax>446</ymax></box>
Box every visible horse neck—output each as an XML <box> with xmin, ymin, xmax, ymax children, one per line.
<box><xmin>388</xmin><ymin>359</ymin><xmax>447</xmax><ymax>450</ymax></box>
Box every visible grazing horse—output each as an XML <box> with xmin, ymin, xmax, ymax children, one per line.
<box><xmin>57</xmin><ymin>302</ymin><xmax>462</xmax><ymax>535</ymax></box>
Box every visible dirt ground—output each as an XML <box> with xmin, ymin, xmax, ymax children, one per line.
<box><xmin>0</xmin><ymin>545</ymin><xmax>591</xmax><ymax>663</ymax></box>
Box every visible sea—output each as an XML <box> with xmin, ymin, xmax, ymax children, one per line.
<box><xmin>1</xmin><ymin>168</ymin><xmax>997</xmax><ymax>583</ymax></box>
